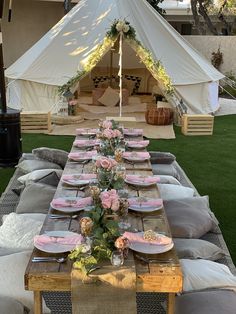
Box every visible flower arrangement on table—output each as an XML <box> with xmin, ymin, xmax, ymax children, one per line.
<box><xmin>95</xmin><ymin>156</ymin><xmax>126</xmax><ymax>190</ymax></box>
<box><xmin>68</xmin><ymin>188</ymin><xmax>130</xmax><ymax>274</ymax></box>
<box><xmin>98</xmin><ymin>119</ymin><xmax>122</xmax><ymax>131</ymax></box>
<box><xmin>97</xmin><ymin>126</ymin><xmax>124</xmax><ymax>156</ymax></box>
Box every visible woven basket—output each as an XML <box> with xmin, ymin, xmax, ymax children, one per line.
<box><xmin>145</xmin><ymin>107</ymin><xmax>174</xmax><ymax>125</ymax></box>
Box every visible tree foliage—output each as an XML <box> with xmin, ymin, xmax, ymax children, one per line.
<box><xmin>146</xmin><ymin>0</ymin><xmax>166</xmax><ymax>15</ymax></box>
<box><xmin>191</xmin><ymin>0</ymin><xmax>235</xmax><ymax>35</ymax></box>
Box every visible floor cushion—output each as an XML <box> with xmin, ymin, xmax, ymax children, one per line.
<box><xmin>180</xmin><ymin>259</ymin><xmax>236</xmax><ymax>292</ymax></box>
<box><xmin>0</xmin><ymin>295</ymin><xmax>29</xmax><ymax>314</ymax></box>
<box><xmin>17</xmin><ymin>160</ymin><xmax>61</xmax><ymax>174</ymax></box>
<box><xmin>158</xmin><ymin>175</ymin><xmax>181</xmax><ymax>185</ymax></box>
<box><xmin>0</xmin><ymin>213</ymin><xmax>45</xmax><ymax>250</ymax></box>
<box><xmin>174</xmin><ymin>238</ymin><xmax>226</xmax><ymax>261</ymax></box>
<box><xmin>164</xmin><ymin>197</ymin><xmax>217</xmax><ymax>238</ymax></box>
<box><xmin>157</xmin><ymin>184</ymin><xmax>194</xmax><ymax>201</ymax></box>
<box><xmin>15</xmin><ymin>182</ymin><xmax>56</xmax><ymax>214</ymax></box>
<box><xmin>32</xmin><ymin>147</ymin><xmax>68</xmax><ymax>168</ymax></box>
<box><xmin>149</xmin><ymin>151</ymin><xmax>176</xmax><ymax>164</ymax></box>
<box><xmin>152</xmin><ymin>164</ymin><xmax>180</xmax><ymax>180</ymax></box>
<box><xmin>175</xmin><ymin>290</ymin><xmax>236</xmax><ymax>314</ymax></box>
<box><xmin>18</xmin><ymin>169</ymin><xmax>63</xmax><ymax>185</ymax></box>
<box><xmin>0</xmin><ymin>251</ymin><xmax>50</xmax><ymax>313</ymax></box>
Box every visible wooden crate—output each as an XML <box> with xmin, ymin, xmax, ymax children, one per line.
<box><xmin>181</xmin><ymin>114</ymin><xmax>214</xmax><ymax>136</ymax></box>
<box><xmin>20</xmin><ymin>111</ymin><xmax>52</xmax><ymax>133</ymax></box>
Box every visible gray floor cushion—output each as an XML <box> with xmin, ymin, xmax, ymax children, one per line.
<box><xmin>32</xmin><ymin>147</ymin><xmax>68</xmax><ymax>168</ymax></box>
<box><xmin>17</xmin><ymin>160</ymin><xmax>61</xmax><ymax>173</ymax></box>
<box><xmin>173</xmin><ymin>238</ymin><xmax>226</xmax><ymax>261</ymax></box>
<box><xmin>149</xmin><ymin>151</ymin><xmax>176</xmax><ymax>164</ymax></box>
<box><xmin>152</xmin><ymin>164</ymin><xmax>180</xmax><ymax>180</ymax></box>
<box><xmin>15</xmin><ymin>182</ymin><xmax>56</xmax><ymax>214</ymax></box>
<box><xmin>175</xmin><ymin>290</ymin><xmax>236</xmax><ymax>314</ymax></box>
<box><xmin>164</xmin><ymin>197</ymin><xmax>218</xmax><ymax>238</ymax></box>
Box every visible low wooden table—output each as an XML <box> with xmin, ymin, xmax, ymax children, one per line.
<box><xmin>25</xmin><ymin>133</ymin><xmax>182</xmax><ymax>314</ymax></box>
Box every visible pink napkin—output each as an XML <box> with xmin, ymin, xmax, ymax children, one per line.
<box><xmin>51</xmin><ymin>197</ymin><xmax>93</xmax><ymax>208</ymax></box>
<box><xmin>73</xmin><ymin>139</ymin><xmax>100</xmax><ymax>147</ymax></box>
<box><xmin>62</xmin><ymin>174</ymin><xmax>97</xmax><ymax>181</ymax></box>
<box><xmin>123</xmin><ymin>128</ymin><xmax>143</xmax><ymax>135</ymax></box>
<box><xmin>123</xmin><ymin>232</ymin><xmax>172</xmax><ymax>246</ymax></box>
<box><xmin>68</xmin><ymin>150</ymin><xmax>97</xmax><ymax>160</ymax></box>
<box><xmin>128</xmin><ymin>198</ymin><xmax>163</xmax><ymax>207</ymax></box>
<box><xmin>76</xmin><ymin>128</ymin><xmax>98</xmax><ymax>134</ymax></box>
<box><xmin>34</xmin><ymin>234</ymin><xmax>83</xmax><ymax>246</ymax></box>
<box><xmin>126</xmin><ymin>175</ymin><xmax>160</xmax><ymax>184</ymax></box>
<box><xmin>122</xmin><ymin>152</ymin><xmax>150</xmax><ymax>159</ymax></box>
<box><xmin>126</xmin><ymin>140</ymin><xmax>149</xmax><ymax>147</ymax></box>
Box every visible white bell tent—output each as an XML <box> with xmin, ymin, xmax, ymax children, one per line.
<box><xmin>5</xmin><ymin>0</ymin><xmax>224</xmax><ymax>114</ymax></box>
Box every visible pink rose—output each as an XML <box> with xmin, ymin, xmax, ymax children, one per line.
<box><xmin>100</xmin><ymin>158</ymin><xmax>111</xmax><ymax>170</ymax></box>
<box><xmin>111</xmin><ymin>199</ymin><xmax>120</xmax><ymax>212</ymax></box>
<box><xmin>102</xmin><ymin>120</ymin><xmax>113</xmax><ymax>129</ymax></box>
<box><xmin>112</xmin><ymin>129</ymin><xmax>122</xmax><ymax>138</ymax></box>
<box><xmin>103</xmin><ymin>129</ymin><xmax>113</xmax><ymax>139</ymax></box>
<box><xmin>102</xmin><ymin>198</ymin><xmax>112</xmax><ymax>209</ymax></box>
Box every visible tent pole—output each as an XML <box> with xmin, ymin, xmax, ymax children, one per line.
<box><xmin>109</xmin><ymin>49</ymin><xmax>113</xmax><ymax>87</ymax></box>
<box><xmin>118</xmin><ymin>33</ymin><xmax>123</xmax><ymax>117</ymax></box>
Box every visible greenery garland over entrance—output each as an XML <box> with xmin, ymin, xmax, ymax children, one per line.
<box><xmin>58</xmin><ymin>20</ymin><xmax>173</xmax><ymax>96</ymax></box>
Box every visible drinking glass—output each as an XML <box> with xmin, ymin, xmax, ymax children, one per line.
<box><xmin>111</xmin><ymin>250</ymin><xmax>124</xmax><ymax>267</ymax></box>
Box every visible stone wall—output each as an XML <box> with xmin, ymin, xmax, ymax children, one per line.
<box><xmin>184</xmin><ymin>35</ymin><xmax>236</xmax><ymax>76</ymax></box>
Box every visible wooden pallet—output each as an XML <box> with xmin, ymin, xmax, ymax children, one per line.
<box><xmin>20</xmin><ymin>111</ymin><xmax>52</xmax><ymax>133</ymax></box>
<box><xmin>181</xmin><ymin>114</ymin><xmax>214</xmax><ymax>136</ymax></box>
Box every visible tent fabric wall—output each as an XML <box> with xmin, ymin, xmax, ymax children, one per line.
<box><xmin>7</xmin><ymin>80</ymin><xmax>59</xmax><ymax>113</ymax></box>
<box><xmin>5</xmin><ymin>0</ymin><xmax>224</xmax><ymax>114</ymax></box>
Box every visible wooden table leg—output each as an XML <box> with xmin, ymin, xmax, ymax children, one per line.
<box><xmin>34</xmin><ymin>291</ymin><xmax>43</xmax><ymax>314</ymax></box>
<box><xmin>167</xmin><ymin>293</ymin><xmax>175</xmax><ymax>314</ymax></box>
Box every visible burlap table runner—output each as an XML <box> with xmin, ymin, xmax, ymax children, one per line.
<box><xmin>71</xmin><ymin>255</ymin><xmax>137</xmax><ymax>314</ymax></box>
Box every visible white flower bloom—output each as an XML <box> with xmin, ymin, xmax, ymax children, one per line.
<box><xmin>116</xmin><ymin>21</ymin><xmax>125</xmax><ymax>32</ymax></box>
<box><xmin>123</xmin><ymin>24</ymin><xmax>130</xmax><ymax>33</ymax></box>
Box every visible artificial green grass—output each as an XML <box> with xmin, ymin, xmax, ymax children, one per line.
<box><xmin>0</xmin><ymin>115</ymin><xmax>236</xmax><ymax>263</ymax></box>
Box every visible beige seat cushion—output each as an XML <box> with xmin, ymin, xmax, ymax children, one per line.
<box><xmin>98</xmin><ymin>87</ymin><xmax>120</xmax><ymax>107</ymax></box>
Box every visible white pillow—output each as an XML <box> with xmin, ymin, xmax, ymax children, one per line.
<box><xmin>158</xmin><ymin>175</ymin><xmax>181</xmax><ymax>185</ymax></box>
<box><xmin>157</xmin><ymin>184</ymin><xmax>194</xmax><ymax>201</ymax></box>
<box><xmin>0</xmin><ymin>213</ymin><xmax>45</xmax><ymax>250</ymax></box>
<box><xmin>0</xmin><ymin>251</ymin><xmax>50</xmax><ymax>313</ymax></box>
<box><xmin>18</xmin><ymin>169</ymin><xmax>63</xmax><ymax>185</ymax></box>
<box><xmin>180</xmin><ymin>259</ymin><xmax>236</xmax><ymax>292</ymax></box>
<box><xmin>98</xmin><ymin>86</ymin><xmax>120</xmax><ymax>107</ymax></box>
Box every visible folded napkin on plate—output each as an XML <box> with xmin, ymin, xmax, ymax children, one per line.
<box><xmin>126</xmin><ymin>175</ymin><xmax>160</xmax><ymax>184</ymax></box>
<box><xmin>126</xmin><ymin>140</ymin><xmax>149</xmax><ymax>147</ymax></box>
<box><xmin>51</xmin><ymin>197</ymin><xmax>93</xmax><ymax>208</ymax></box>
<box><xmin>68</xmin><ymin>150</ymin><xmax>97</xmax><ymax>160</ymax></box>
<box><xmin>34</xmin><ymin>234</ymin><xmax>83</xmax><ymax>246</ymax></box>
<box><xmin>122</xmin><ymin>152</ymin><xmax>150</xmax><ymax>159</ymax></box>
<box><xmin>76</xmin><ymin>128</ymin><xmax>98</xmax><ymax>134</ymax></box>
<box><xmin>123</xmin><ymin>232</ymin><xmax>172</xmax><ymax>246</ymax></box>
<box><xmin>128</xmin><ymin>198</ymin><xmax>163</xmax><ymax>207</ymax></box>
<box><xmin>62</xmin><ymin>174</ymin><xmax>97</xmax><ymax>181</ymax></box>
<box><xmin>123</xmin><ymin>128</ymin><xmax>143</xmax><ymax>135</ymax></box>
<box><xmin>73</xmin><ymin>139</ymin><xmax>100</xmax><ymax>147</ymax></box>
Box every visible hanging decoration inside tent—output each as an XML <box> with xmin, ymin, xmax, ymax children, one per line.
<box><xmin>58</xmin><ymin>20</ymin><xmax>173</xmax><ymax>97</ymax></box>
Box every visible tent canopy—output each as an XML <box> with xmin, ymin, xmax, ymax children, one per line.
<box><xmin>6</xmin><ymin>0</ymin><xmax>224</xmax><ymax>114</ymax></box>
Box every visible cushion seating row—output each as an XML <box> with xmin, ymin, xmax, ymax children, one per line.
<box><xmin>0</xmin><ymin>149</ymin><xmax>235</xmax><ymax>314</ymax></box>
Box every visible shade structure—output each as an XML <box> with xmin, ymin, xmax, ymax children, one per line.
<box><xmin>5</xmin><ymin>0</ymin><xmax>224</xmax><ymax>114</ymax></box>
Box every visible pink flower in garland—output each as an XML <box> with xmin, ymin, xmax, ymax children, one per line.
<box><xmin>100</xmin><ymin>189</ymin><xmax>120</xmax><ymax>212</ymax></box>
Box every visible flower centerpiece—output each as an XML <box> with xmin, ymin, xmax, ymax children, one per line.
<box><xmin>69</xmin><ymin>188</ymin><xmax>130</xmax><ymax>274</ymax></box>
<box><xmin>97</xmin><ymin>128</ymin><xmax>123</xmax><ymax>156</ymax></box>
<box><xmin>95</xmin><ymin>156</ymin><xmax>125</xmax><ymax>190</ymax></box>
